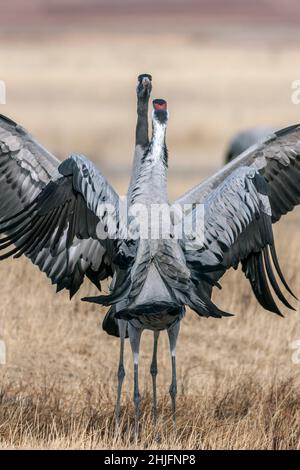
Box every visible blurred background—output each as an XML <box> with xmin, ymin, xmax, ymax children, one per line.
<box><xmin>2</xmin><ymin>0</ymin><xmax>300</xmax><ymax>199</ymax></box>
<box><xmin>2</xmin><ymin>0</ymin><xmax>300</xmax><ymax>449</ymax></box>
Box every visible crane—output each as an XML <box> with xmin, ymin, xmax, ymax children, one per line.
<box><xmin>0</xmin><ymin>76</ymin><xmax>299</xmax><ymax>442</ymax></box>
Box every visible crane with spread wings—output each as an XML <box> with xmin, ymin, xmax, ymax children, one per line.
<box><xmin>0</xmin><ymin>75</ymin><xmax>299</xmax><ymax>440</ymax></box>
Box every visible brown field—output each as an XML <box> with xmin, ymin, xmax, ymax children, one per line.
<box><xmin>1</xmin><ymin>24</ymin><xmax>300</xmax><ymax>449</ymax></box>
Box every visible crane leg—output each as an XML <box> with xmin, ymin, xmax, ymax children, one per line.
<box><xmin>150</xmin><ymin>330</ymin><xmax>160</xmax><ymax>426</ymax></box>
<box><xmin>167</xmin><ymin>321</ymin><xmax>180</xmax><ymax>431</ymax></box>
<box><xmin>128</xmin><ymin>323</ymin><xmax>142</xmax><ymax>443</ymax></box>
<box><xmin>115</xmin><ymin>320</ymin><xmax>127</xmax><ymax>431</ymax></box>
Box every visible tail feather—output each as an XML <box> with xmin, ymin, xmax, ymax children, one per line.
<box><xmin>102</xmin><ymin>307</ymin><xmax>128</xmax><ymax>338</ymax></box>
<box><xmin>186</xmin><ymin>288</ymin><xmax>234</xmax><ymax>319</ymax></box>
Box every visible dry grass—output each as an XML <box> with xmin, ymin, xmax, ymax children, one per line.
<box><xmin>1</xmin><ymin>27</ymin><xmax>300</xmax><ymax>449</ymax></box>
<box><xmin>0</xmin><ymin>199</ymin><xmax>300</xmax><ymax>450</ymax></box>
<box><xmin>1</xmin><ymin>375</ymin><xmax>300</xmax><ymax>449</ymax></box>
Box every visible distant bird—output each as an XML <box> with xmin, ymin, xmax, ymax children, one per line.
<box><xmin>0</xmin><ymin>76</ymin><xmax>300</xmax><ymax>442</ymax></box>
<box><xmin>225</xmin><ymin>127</ymin><xmax>275</xmax><ymax>163</ymax></box>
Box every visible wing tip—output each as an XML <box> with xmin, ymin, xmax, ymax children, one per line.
<box><xmin>275</xmin><ymin>123</ymin><xmax>300</xmax><ymax>138</ymax></box>
<box><xmin>0</xmin><ymin>113</ymin><xmax>18</xmax><ymax>128</ymax></box>
<box><xmin>81</xmin><ymin>296</ymin><xmax>102</xmax><ymax>304</ymax></box>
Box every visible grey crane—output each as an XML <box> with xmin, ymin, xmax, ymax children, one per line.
<box><xmin>225</xmin><ymin>127</ymin><xmax>275</xmax><ymax>163</ymax></box>
<box><xmin>0</xmin><ymin>76</ymin><xmax>300</xmax><ymax>442</ymax></box>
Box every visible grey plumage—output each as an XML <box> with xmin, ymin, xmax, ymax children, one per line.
<box><xmin>0</xmin><ymin>114</ymin><xmax>59</xmax><ymax>220</ymax></box>
<box><xmin>176</xmin><ymin>124</ymin><xmax>300</xmax><ymax>225</ymax></box>
<box><xmin>102</xmin><ymin>74</ymin><xmax>153</xmax><ymax>338</ymax></box>
<box><xmin>0</xmin><ymin>77</ymin><xmax>300</xmax><ymax>439</ymax></box>
<box><xmin>0</xmin><ymin>148</ymin><xmax>119</xmax><ymax>297</ymax></box>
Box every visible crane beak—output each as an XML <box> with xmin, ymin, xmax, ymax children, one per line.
<box><xmin>142</xmin><ymin>77</ymin><xmax>151</xmax><ymax>89</ymax></box>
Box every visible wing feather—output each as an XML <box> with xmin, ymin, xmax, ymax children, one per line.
<box><xmin>0</xmin><ymin>152</ymin><xmax>120</xmax><ymax>297</ymax></box>
<box><xmin>183</xmin><ymin>167</ymin><xmax>295</xmax><ymax>316</ymax></box>
<box><xmin>175</xmin><ymin>124</ymin><xmax>300</xmax><ymax>224</ymax></box>
<box><xmin>0</xmin><ymin>114</ymin><xmax>60</xmax><ymax>220</ymax></box>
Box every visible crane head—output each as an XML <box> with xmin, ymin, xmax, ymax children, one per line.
<box><xmin>153</xmin><ymin>99</ymin><xmax>168</xmax><ymax>124</ymax></box>
<box><xmin>136</xmin><ymin>73</ymin><xmax>152</xmax><ymax>100</ymax></box>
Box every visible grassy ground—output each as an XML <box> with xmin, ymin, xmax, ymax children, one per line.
<box><xmin>1</xmin><ymin>28</ymin><xmax>300</xmax><ymax>449</ymax></box>
<box><xmin>1</xmin><ymin>221</ymin><xmax>300</xmax><ymax>449</ymax></box>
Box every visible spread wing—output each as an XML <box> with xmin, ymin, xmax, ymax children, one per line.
<box><xmin>0</xmin><ymin>153</ymin><xmax>120</xmax><ymax>297</ymax></box>
<box><xmin>0</xmin><ymin>114</ymin><xmax>60</xmax><ymax>219</ymax></box>
<box><xmin>182</xmin><ymin>166</ymin><xmax>296</xmax><ymax>317</ymax></box>
<box><xmin>175</xmin><ymin>124</ymin><xmax>300</xmax><ymax>224</ymax></box>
